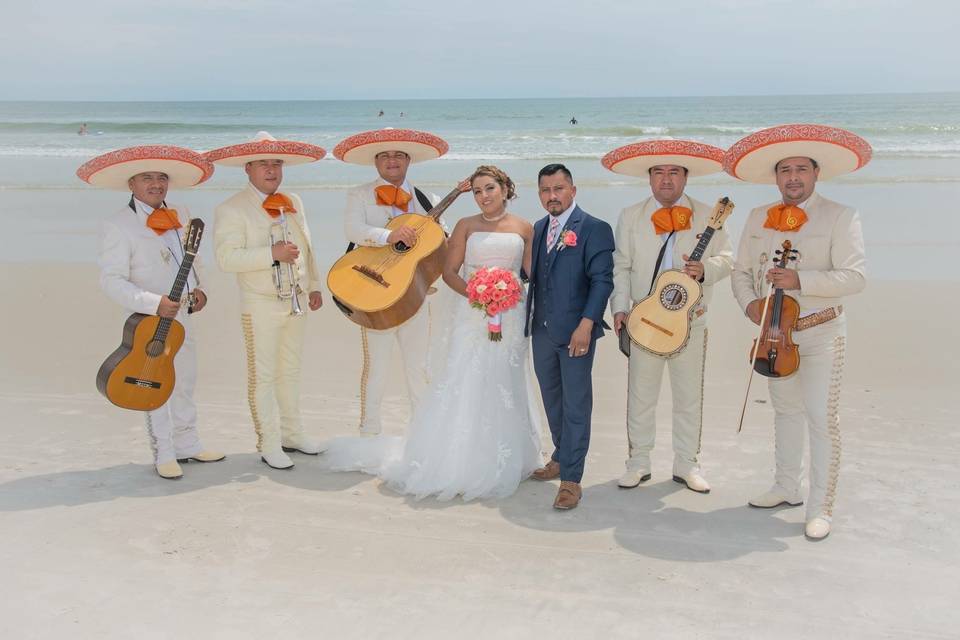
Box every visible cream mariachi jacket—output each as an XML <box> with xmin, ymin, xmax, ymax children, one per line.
<box><xmin>731</xmin><ymin>191</ymin><xmax>866</xmax><ymax>315</ymax></box>
<box><xmin>214</xmin><ymin>184</ymin><xmax>321</xmax><ymax>297</ymax></box>
<box><xmin>610</xmin><ymin>195</ymin><xmax>734</xmax><ymax>320</ymax></box>
<box><xmin>99</xmin><ymin>202</ymin><xmax>203</xmax><ymax>316</ymax></box>
<box><xmin>344</xmin><ymin>178</ymin><xmax>443</xmax><ymax>247</ymax></box>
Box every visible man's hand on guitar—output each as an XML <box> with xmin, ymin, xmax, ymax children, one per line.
<box><xmin>157</xmin><ymin>295</ymin><xmax>180</xmax><ymax>318</ymax></box>
<box><xmin>681</xmin><ymin>254</ymin><xmax>704</xmax><ymax>282</ymax></box>
<box><xmin>191</xmin><ymin>290</ymin><xmax>207</xmax><ymax>313</ymax></box>
<box><xmin>457</xmin><ymin>178</ymin><xmax>472</xmax><ymax>194</ymax></box>
<box><xmin>308</xmin><ymin>290</ymin><xmax>323</xmax><ymax>311</ymax></box>
<box><xmin>387</xmin><ymin>226</ymin><xmax>417</xmax><ymax>247</ymax></box>
<box><xmin>613</xmin><ymin>312</ymin><xmax>627</xmax><ymax>336</ymax></box>
<box><xmin>272</xmin><ymin>241</ymin><xmax>300</xmax><ymax>263</ymax></box>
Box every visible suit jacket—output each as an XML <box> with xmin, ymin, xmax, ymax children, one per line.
<box><xmin>525</xmin><ymin>205</ymin><xmax>615</xmax><ymax>342</ymax></box>
<box><xmin>730</xmin><ymin>191</ymin><xmax>866</xmax><ymax>314</ymax></box>
<box><xmin>610</xmin><ymin>194</ymin><xmax>733</xmax><ymax>320</ymax></box>
<box><xmin>344</xmin><ymin>178</ymin><xmax>443</xmax><ymax>247</ymax></box>
<box><xmin>213</xmin><ymin>184</ymin><xmax>320</xmax><ymax>297</ymax></box>
<box><xmin>99</xmin><ymin>201</ymin><xmax>204</xmax><ymax>316</ymax></box>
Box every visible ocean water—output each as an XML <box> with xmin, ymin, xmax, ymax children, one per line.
<box><xmin>0</xmin><ymin>94</ymin><xmax>958</xmax><ymax>279</ymax></box>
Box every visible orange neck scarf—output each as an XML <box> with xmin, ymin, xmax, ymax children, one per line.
<box><xmin>145</xmin><ymin>208</ymin><xmax>182</xmax><ymax>235</ymax></box>
<box><xmin>262</xmin><ymin>193</ymin><xmax>297</xmax><ymax>218</ymax></box>
<box><xmin>764</xmin><ymin>204</ymin><xmax>808</xmax><ymax>232</ymax></box>
<box><xmin>651</xmin><ymin>206</ymin><xmax>693</xmax><ymax>235</ymax></box>
<box><xmin>375</xmin><ymin>184</ymin><xmax>413</xmax><ymax>211</ymax></box>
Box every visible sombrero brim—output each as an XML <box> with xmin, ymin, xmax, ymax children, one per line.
<box><xmin>602</xmin><ymin>140</ymin><xmax>725</xmax><ymax>178</ymax></box>
<box><xmin>204</xmin><ymin>140</ymin><xmax>326</xmax><ymax>167</ymax></box>
<box><xmin>333</xmin><ymin>129</ymin><xmax>448</xmax><ymax>165</ymax></box>
<box><xmin>724</xmin><ymin>124</ymin><xmax>872</xmax><ymax>183</ymax></box>
<box><xmin>77</xmin><ymin>145</ymin><xmax>213</xmax><ymax>190</ymax></box>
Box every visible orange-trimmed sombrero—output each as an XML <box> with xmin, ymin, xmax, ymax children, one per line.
<box><xmin>204</xmin><ymin>131</ymin><xmax>326</xmax><ymax>167</ymax></box>
<box><xmin>333</xmin><ymin>128</ymin><xmax>448</xmax><ymax>165</ymax></box>
<box><xmin>723</xmin><ymin>124</ymin><xmax>872</xmax><ymax>184</ymax></box>
<box><xmin>77</xmin><ymin>145</ymin><xmax>214</xmax><ymax>190</ymax></box>
<box><xmin>602</xmin><ymin>139</ymin><xmax>725</xmax><ymax>178</ymax></box>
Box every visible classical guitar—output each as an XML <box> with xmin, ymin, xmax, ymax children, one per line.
<box><xmin>328</xmin><ymin>183</ymin><xmax>466</xmax><ymax>330</ymax></box>
<box><xmin>96</xmin><ymin>219</ymin><xmax>203</xmax><ymax>411</ymax></box>
<box><xmin>625</xmin><ymin>197</ymin><xmax>735</xmax><ymax>357</ymax></box>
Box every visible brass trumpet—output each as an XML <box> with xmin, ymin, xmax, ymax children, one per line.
<box><xmin>269</xmin><ymin>208</ymin><xmax>304</xmax><ymax>316</ymax></box>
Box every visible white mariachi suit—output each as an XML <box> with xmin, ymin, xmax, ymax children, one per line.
<box><xmin>98</xmin><ymin>198</ymin><xmax>205</xmax><ymax>465</ymax></box>
<box><xmin>731</xmin><ymin>191</ymin><xmax>866</xmax><ymax>522</ymax></box>
<box><xmin>214</xmin><ymin>184</ymin><xmax>321</xmax><ymax>454</ymax></box>
<box><xmin>610</xmin><ymin>194</ymin><xmax>733</xmax><ymax>476</ymax></box>
<box><xmin>342</xmin><ymin>178</ymin><xmax>441</xmax><ymax>433</ymax></box>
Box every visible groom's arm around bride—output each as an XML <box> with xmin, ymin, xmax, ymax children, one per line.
<box><xmin>526</xmin><ymin>163</ymin><xmax>615</xmax><ymax>510</ymax></box>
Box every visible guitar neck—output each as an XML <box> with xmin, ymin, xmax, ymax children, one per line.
<box><xmin>428</xmin><ymin>186</ymin><xmax>464</xmax><ymax>222</ymax></box>
<box><xmin>688</xmin><ymin>226</ymin><xmax>716</xmax><ymax>263</ymax></box>
<box><xmin>155</xmin><ymin>251</ymin><xmax>196</xmax><ymax>339</ymax></box>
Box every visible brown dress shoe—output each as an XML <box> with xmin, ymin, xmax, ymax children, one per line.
<box><xmin>532</xmin><ymin>460</ymin><xmax>560</xmax><ymax>481</ymax></box>
<box><xmin>553</xmin><ymin>481</ymin><xmax>582</xmax><ymax>510</ymax></box>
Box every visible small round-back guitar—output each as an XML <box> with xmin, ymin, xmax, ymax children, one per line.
<box><xmin>96</xmin><ymin>219</ymin><xmax>203</xmax><ymax>411</ymax></box>
<box><xmin>625</xmin><ymin>197</ymin><xmax>735</xmax><ymax>357</ymax></box>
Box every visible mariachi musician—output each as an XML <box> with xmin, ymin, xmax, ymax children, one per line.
<box><xmin>725</xmin><ymin>124</ymin><xmax>870</xmax><ymax>540</ymax></box>
<box><xmin>604</xmin><ymin>140</ymin><xmax>733</xmax><ymax>494</ymax></box>
<box><xmin>81</xmin><ymin>145</ymin><xmax>225</xmax><ymax>480</ymax></box>
<box><xmin>208</xmin><ymin>132</ymin><xmax>326</xmax><ymax>470</ymax></box>
<box><xmin>332</xmin><ymin>128</ymin><xmax>448</xmax><ymax>436</ymax></box>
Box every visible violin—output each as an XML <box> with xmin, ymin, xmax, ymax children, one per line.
<box><xmin>749</xmin><ymin>240</ymin><xmax>800</xmax><ymax>378</ymax></box>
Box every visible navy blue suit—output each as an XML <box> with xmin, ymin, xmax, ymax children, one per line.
<box><xmin>526</xmin><ymin>205</ymin><xmax>615</xmax><ymax>483</ymax></box>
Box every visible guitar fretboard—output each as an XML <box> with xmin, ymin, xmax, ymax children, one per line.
<box><xmin>688</xmin><ymin>227</ymin><xmax>716</xmax><ymax>263</ymax></box>
<box><xmin>153</xmin><ymin>251</ymin><xmax>196</xmax><ymax>344</ymax></box>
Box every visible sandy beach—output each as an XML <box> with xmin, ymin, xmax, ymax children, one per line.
<box><xmin>1</xmin><ymin>255</ymin><xmax>958</xmax><ymax>638</ymax></box>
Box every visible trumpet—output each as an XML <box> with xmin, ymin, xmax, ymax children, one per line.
<box><xmin>269</xmin><ymin>208</ymin><xmax>305</xmax><ymax>316</ymax></box>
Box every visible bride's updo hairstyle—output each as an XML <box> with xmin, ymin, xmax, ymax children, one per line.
<box><xmin>469</xmin><ymin>165</ymin><xmax>517</xmax><ymax>201</ymax></box>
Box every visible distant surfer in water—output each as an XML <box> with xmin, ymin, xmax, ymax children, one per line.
<box><xmin>78</xmin><ymin>123</ymin><xmax>88</xmax><ymax>135</ymax></box>
<box><xmin>569</xmin><ymin>116</ymin><xmax>578</xmax><ymax>125</ymax></box>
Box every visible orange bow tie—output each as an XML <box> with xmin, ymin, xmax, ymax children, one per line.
<box><xmin>145</xmin><ymin>208</ymin><xmax>182</xmax><ymax>235</ymax></box>
<box><xmin>651</xmin><ymin>206</ymin><xmax>693</xmax><ymax>235</ymax></box>
<box><xmin>764</xmin><ymin>204</ymin><xmax>808</xmax><ymax>232</ymax></box>
<box><xmin>262</xmin><ymin>193</ymin><xmax>297</xmax><ymax>218</ymax></box>
<box><xmin>375</xmin><ymin>184</ymin><xmax>413</xmax><ymax>211</ymax></box>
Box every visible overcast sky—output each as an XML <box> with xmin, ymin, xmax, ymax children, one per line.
<box><xmin>4</xmin><ymin>0</ymin><xmax>958</xmax><ymax>100</ymax></box>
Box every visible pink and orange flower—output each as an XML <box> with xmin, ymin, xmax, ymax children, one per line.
<box><xmin>466</xmin><ymin>267</ymin><xmax>523</xmax><ymax>341</ymax></box>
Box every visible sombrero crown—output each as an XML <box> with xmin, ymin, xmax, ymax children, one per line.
<box><xmin>77</xmin><ymin>145</ymin><xmax>214</xmax><ymax>190</ymax></box>
<box><xmin>333</xmin><ymin>128</ymin><xmax>448</xmax><ymax>165</ymax></box>
<box><xmin>204</xmin><ymin>131</ymin><xmax>326</xmax><ymax>167</ymax></box>
<box><xmin>724</xmin><ymin>124</ymin><xmax>872</xmax><ymax>184</ymax></box>
<box><xmin>602</xmin><ymin>139</ymin><xmax>725</xmax><ymax>178</ymax></box>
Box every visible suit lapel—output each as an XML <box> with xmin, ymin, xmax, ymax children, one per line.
<box><xmin>531</xmin><ymin>216</ymin><xmax>547</xmax><ymax>280</ymax></box>
<box><xmin>547</xmin><ymin>206</ymin><xmax>583</xmax><ymax>273</ymax></box>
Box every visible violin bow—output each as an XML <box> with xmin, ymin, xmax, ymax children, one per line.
<box><xmin>737</xmin><ymin>276</ymin><xmax>775</xmax><ymax>434</ymax></box>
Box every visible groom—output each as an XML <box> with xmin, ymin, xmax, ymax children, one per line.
<box><xmin>526</xmin><ymin>164</ymin><xmax>615</xmax><ymax>510</ymax></box>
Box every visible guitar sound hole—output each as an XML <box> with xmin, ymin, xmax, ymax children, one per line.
<box><xmin>392</xmin><ymin>240</ymin><xmax>416</xmax><ymax>254</ymax></box>
<box><xmin>659</xmin><ymin>284</ymin><xmax>688</xmax><ymax>311</ymax></box>
<box><xmin>145</xmin><ymin>340</ymin><xmax>165</xmax><ymax>358</ymax></box>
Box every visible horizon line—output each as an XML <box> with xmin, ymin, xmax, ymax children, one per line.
<box><xmin>1</xmin><ymin>90</ymin><xmax>958</xmax><ymax>104</ymax></box>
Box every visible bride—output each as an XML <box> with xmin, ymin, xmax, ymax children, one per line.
<box><xmin>323</xmin><ymin>165</ymin><xmax>543</xmax><ymax>501</ymax></box>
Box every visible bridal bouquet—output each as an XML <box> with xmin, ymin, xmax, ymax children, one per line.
<box><xmin>466</xmin><ymin>267</ymin><xmax>523</xmax><ymax>342</ymax></box>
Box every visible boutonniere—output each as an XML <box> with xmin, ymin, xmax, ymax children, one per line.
<box><xmin>556</xmin><ymin>229</ymin><xmax>577</xmax><ymax>252</ymax></box>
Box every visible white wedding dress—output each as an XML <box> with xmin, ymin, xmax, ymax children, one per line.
<box><xmin>324</xmin><ymin>232</ymin><xmax>543</xmax><ymax>501</ymax></box>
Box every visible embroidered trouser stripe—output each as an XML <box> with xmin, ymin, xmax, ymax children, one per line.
<box><xmin>767</xmin><ymin>317</ymin><xmax>847</xmax><ymax>520</ymax></box>
<box><xmin>241</xmin><ymin>313</ymin><xmax>264</xmax><ymax>451</ymax></box>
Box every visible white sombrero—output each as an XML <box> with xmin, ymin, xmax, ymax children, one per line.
<box><xmin>77</xmin><ymin>145</ymin><xmax>214</xmax><ymax>190</ymax></box>
<box><xmin>204</xmin><ymin>131</ymin><xmax>326</xmax><ymax>167</ymax></box>
<box><xmin>724</xmin><ymin>124</ymin><xmax>872</xmax><ymax>184</ymax></box>
<box><xmin>602</xmin><ymin>139</ymin><xmax>725</xmax><ymax>178</ymax></box>
<box><xmin>333</xmin><ymin>128</ymin><xmax>448</xmax><ymax>165</ymax></box>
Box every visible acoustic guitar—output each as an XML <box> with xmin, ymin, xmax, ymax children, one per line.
<box><xmin>328</xmin><ymin>184</ymin><xmax>465</xmax><ymax>330</ymax></box>
<box><xmin>625</xmin><ymin>197</ymin><xmax>735</xmax><ymax>357</ymax></box>
<box><xmin>96</xmin><ymin>219</ymin><xmax>203</xmax><ymax>411</ymax></box>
